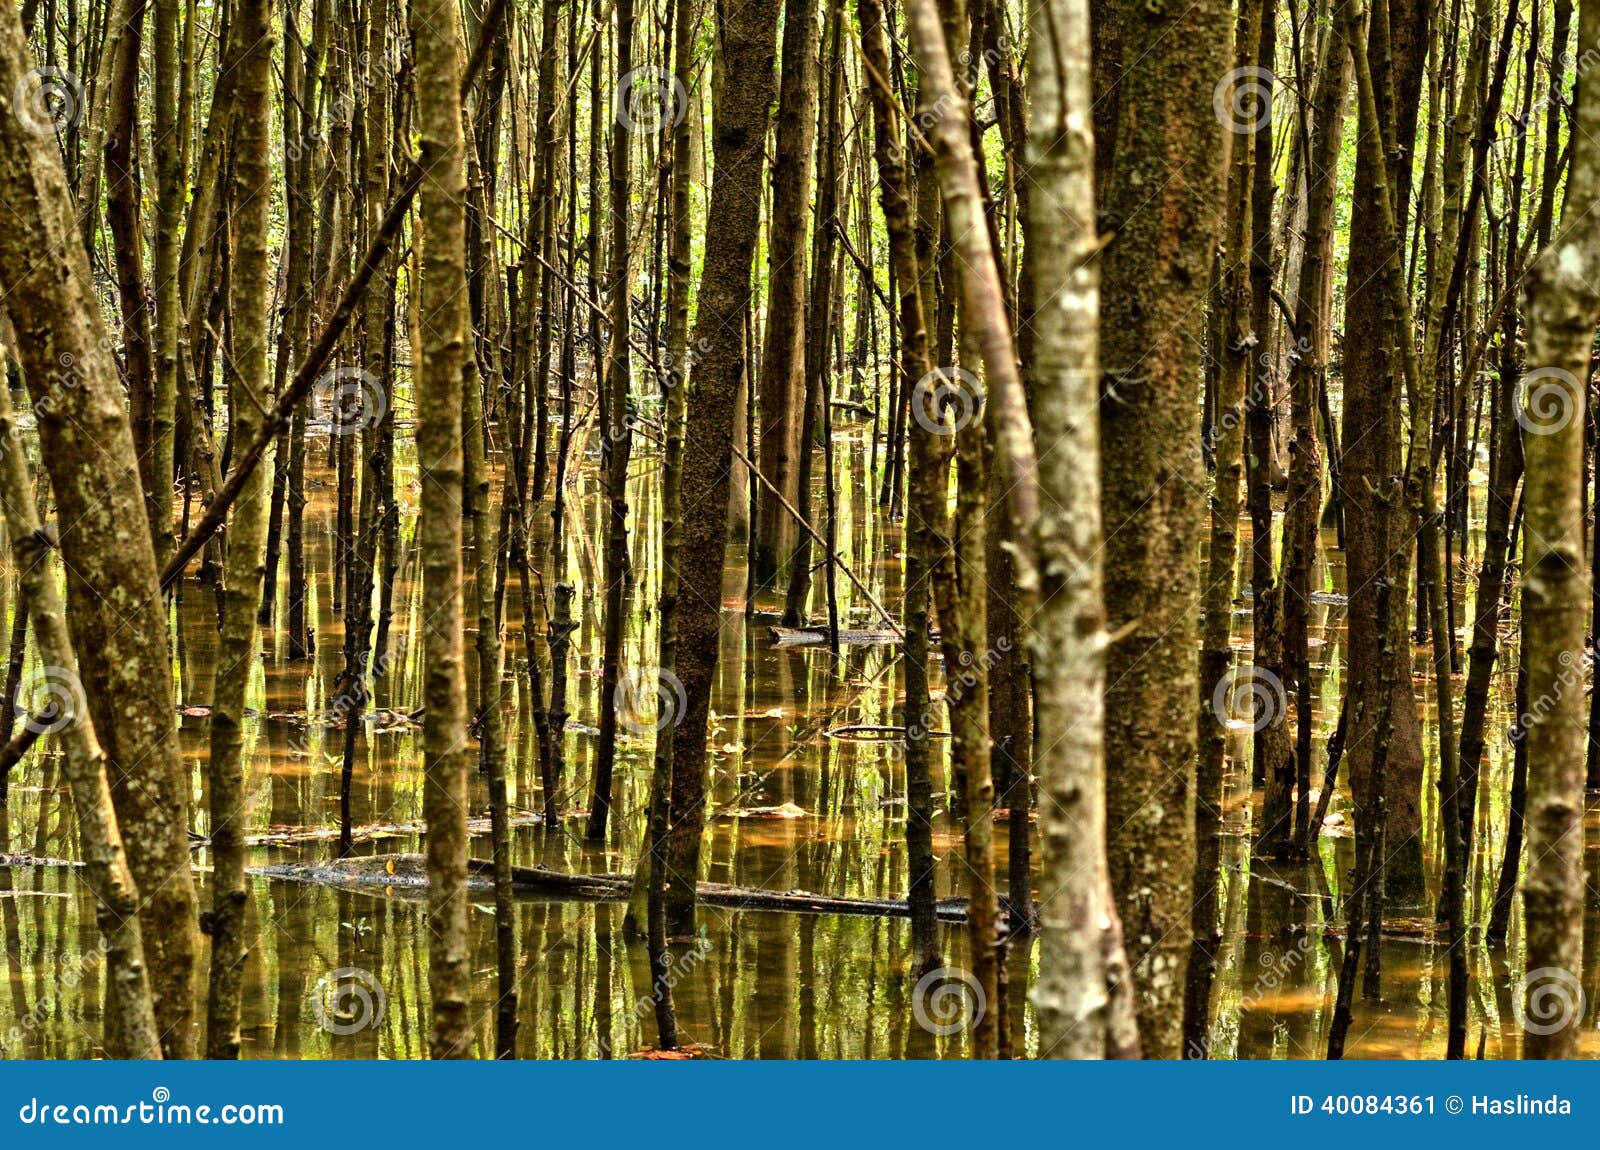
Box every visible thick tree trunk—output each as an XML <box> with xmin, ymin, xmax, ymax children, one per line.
<box><xmin>1519</xmin><ymin>0</ymin><xmax>1600</xmax><ymax>1061</ymax></box>
<box><xmin>1338</xmin><ymin>0</ymin><xmax>1431</xmax><ymax>905</ymax></box>
<box><xmin>412</xmin><ymin>0</ymin><xmax>474</xmax><ymax>1058</ymax></box>
<box><xmin>0</xmin><ymin>0</ymin><xmax>198</xmax><ymax>1059</ymax></box>
<box><xmin>1098</xmin><ymin>0</ymin><xmax>1229</xmax><ymax>1060</ymax></box>
<box><xmin>0</xmin><ymin>383</ymin><xmax>161</xmax><ymax>1060</ymax></box>
<box><xmin>662</xmin><ymin>0</ymin><xmax>782</xmax><ymax>936</ymax></box>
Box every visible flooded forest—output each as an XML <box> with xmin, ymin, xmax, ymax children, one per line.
<box><xmin>2</xmin><ymin>0</ymin><xmax>1600</xmax><ymax>1065</ymax></box>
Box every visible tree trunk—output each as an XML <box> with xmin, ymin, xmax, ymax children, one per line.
<box><xmin>1028</xmin><ymin>0</ymin><xmax>1134</xmax><ymax>1059</ymax></box>
<box><xmin>1518</xmin><ymin>0</ymin><xmax>1600</xmax><ymax>1060</ymax></box>
<box><xmin>412</xmin><ymin>0</ymin><xmax>474</xmax><ymax>1058</ymax></box>
<box><xmin>1338</xmin><ymin>0</ymin><xmax>1431</xmax><ymax>906</ymax></box>
<box><xmin>204</xmin><ymin>0</ymin><xmax>274</xmax><ymax>1060</ymax></box>
<box><xmin>662</xmin><ymin>0</ymin><xmax>782</xmax><ymax>936</ymax></box>
<box><xmin>0</xmin><ymin>0</ymin><xmax>199</xmax><ymax>1059</ymax></box>
<box><xmin>0</xmin><ymin>384</ymin><xmax>161</xmax><ymax>1060</ymax></box>
<box><xmin>589</xmin><ymin>0</ymin><xmax>637</xmax><ymax>843</ymax></box>
<box><xmin>1098</xmin><ymin>0</ymin><xmax>1230</xmax><ymax>1061</ymax></box>
<box><xmin>752</xmin><ymin>0</ymin><xmax>818</xmax><ymax>589</ymax></box>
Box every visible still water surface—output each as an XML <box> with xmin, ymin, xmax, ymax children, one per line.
<box><xmin>0</xmin><ymin>420</ymin><xmax>1566</xmax><ymax>1058</ymax></box>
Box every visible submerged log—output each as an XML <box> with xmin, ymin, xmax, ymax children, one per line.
<box><xmin>187</xmin><ymin>813</ymin><xmax>552</xmax><ymax>849</ymax></box>
<box><xmin>252</xmin><ymin>852</ymin><xmax>977</xmax><ymax>921</ymax></box>
<box><xmin>769</xmin><ymin>625</ymin><xmax>937</xmax><ymax>647</ymax></box>
<box><xmin>0</xmin><ymin>853</ymin><xmax>77</xmax><ymax>868</ymax></box>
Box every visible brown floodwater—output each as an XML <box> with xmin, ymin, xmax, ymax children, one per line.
<box><xmin>0</xmin><ymin>419</ymin><xmax>1572</xmax><ymax>1059</ymax></box>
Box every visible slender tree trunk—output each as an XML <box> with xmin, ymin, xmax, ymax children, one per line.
<box><xmin>204</xmin><ymin>0</ymin><xmax>274</xmax><ymax>1060</ymax></box>
<box><xmin>630</xmin><ymin>0</ymin><xmax>697</xmax><ymax>946</ymax></box>
<box><xmin>752</xmin><ymin>0</ymin><xmax>818</xmax><ymax>588</ymax></box>
<box><xmin>783</xmin><ymin>0</ymin><xmax>841</xmax><ymax>630</ymax></box>
<box><xmin>1028</xmin><ymin>0</ymin><xmax>1134</xmax><ymax>1059</ymax></box>
<box><xmin>590</xmin><ymin>0</ymin><xmax>637</xmax><ymax>843</ymax></box>
<box><xmin>1283</xmin><ymin>19</ymin><xmax>1347</xmax><ymax>857</ymax></box>
<box><xmin>1338</xmin><ymin>0</ymin><xmax>1431</xmax><ymax>906</ymax></box>
<box><xmin>904</xmin><ymin>0</ymin><xmax>1043</xmax><ymax>1058</ymax></box>
<box><xmin>1189</xmin><ymin>0</ymin><xmax>1259</xmax><ymax>1055</ymax></box>
<box><xmin>857</xmin><ymin>0</ymin><xmax>940</xmax><ymax>967</ymax></box>
<box><xmin>1247</xmin><ymin>0</ymin><xmax>1293</xmax><ymax>857</ymax></box>
<box><xmin>102</xmin><ymin>0</ymin><xmax>161</xmax><ymax>548</ymax></box>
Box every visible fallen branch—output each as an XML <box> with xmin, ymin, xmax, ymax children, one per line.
<box><xmin>160</xmin><ymin>0</ymin><xmax>511</xmax><ymax>587</ymax></box>
<box><xmin>254</xmin><ymin>852</ymin><xmax>979</xmax><ymax>921</ymax></box>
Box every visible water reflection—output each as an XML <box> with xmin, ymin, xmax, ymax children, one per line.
<box><xmin>0</xmin><ymin>428</ymin><xmax>1570</xmax><ymax>1058</ymax></box>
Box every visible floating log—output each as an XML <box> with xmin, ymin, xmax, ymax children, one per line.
<box><xmin>252</xmin><ymin>852</ymin><xmax>976</xmax><ymax>922</ymax></box>
<box><xmin>825</xmin><ymin>724</ymin><xmax>950</xmax><ymax>741</ymax></box>
<box><xmin>187</xmin><ymin>812</ymin><xmax>553</xmax><ymax>849</ymax></box>
<box><xmin>770</xmin><ymin>626</ymin><xmax>937</xmax><ymax>648</ymax></box>
<box><xmin>0</xmin><ymin>852</ymin><xmax>76</xmax><ymax>868</ymax></box>
<box><xmin>1240</xmin><ymin>586</ymin><xmax>1347</xmax><ymax>606</ymax></box>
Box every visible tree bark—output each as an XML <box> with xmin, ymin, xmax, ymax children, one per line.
<box><xmin>662</xmin><ymin>0</ymin><xmax>783</xmax><ymax>936</ymax></box>
<box><xmin>0</xmin><ymin>385</ymin><xmax>161</xmax><ymax>1060</ymax></box>
<box><xmin>0</xmin><ymin>0</ymin><xmax>198</xmax><ymax>1059</ymax></box>
<box><xmin>204</xmin><ymin>0</ymin><xmax>275</xmax><ymax>1060</ymax></box>
<box><xmin>752</xmin><ymin>0</ymin><xmax>818</xmax><ymax>588</ymax></box>
<box><xmin>1338</xmin><ymin>0</ymin><xmax>1431</xmax><ymax>905</ymax></box>
<box><xmin>1518</xmin><ymin>0</ymin><xmax>1600</xmax><ymax>1061</ymax></box>
<box><xmin>1098</xmin><ymin>0</ymin><xmax>1230</xmax><ymax>1060</ymax></box>
<box><xmin>412</xmin><ymin>0</ymin><xmax>475</xmax><ymax>1058</ymax></box>
<box><xmin>1028</xmin><ymin>0</ymin><xmax>1134</xmax><ymax>1060</ymax></box>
